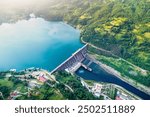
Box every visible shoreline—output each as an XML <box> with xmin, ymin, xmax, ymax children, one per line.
<box><xmin>87</xmin><ymin>53</ymin><xmax>150</xmax><ymax>96</ymax></box>
<box><xmin>79</xmin><ymin>37</ymin><xmax>150</xmax><ymax>95</ymax></box>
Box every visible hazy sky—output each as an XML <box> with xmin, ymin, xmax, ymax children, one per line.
<box><xmin>0</xmin><ymin>0</ymin><xmax>37</xmax><ymax>5</ymax></box>
<box><xmin>0</xmin><ymin>0</ymin><xmax>43</xmax><ymax>4</ymax></box>
<box><xmin>0</xmin><ymin>0</ymin><xmax>56</xmax><ymax>8</ymax></box>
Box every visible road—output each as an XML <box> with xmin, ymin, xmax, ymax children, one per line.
<box><xmin>81</xmin><ymin>38</ymin><xmax>147</xmax><ymax>73</ymax></box>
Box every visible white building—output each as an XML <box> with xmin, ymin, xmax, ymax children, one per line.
<box><xmin>92</xmin><ymin>83</ymin><xmax>102</xmax><ymax>97</ymax></box>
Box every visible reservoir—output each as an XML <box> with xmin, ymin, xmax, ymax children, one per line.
<box><xmin>0</xmin><ymin>17</ymin><xmax>83</xmax><ymax>71</ymax></box>
<box><xmin>0</xmin><ymin>16</ymin><xmax>149</xmax><ymax>100</ymax></box>
<box><xmin>76</xmin><ymin>62</ymin><xmax>150</xmax><ymax>100</ymax></box>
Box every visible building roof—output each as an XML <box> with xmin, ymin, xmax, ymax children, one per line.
<box><xmin>39</xmin><ymin>76</ymin><xmax>47</xmax><ymax>83</ymax></box>
<box><xmin>116</xmin><ymin>96</ymin><xmax>123</xmax><ymax>100</ymax></box>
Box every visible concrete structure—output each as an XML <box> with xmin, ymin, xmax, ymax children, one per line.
<box><xmin>50</xmin><ymin>44</ymin><xmax>88</xmax><ymax>74</ymax></box>
<box><xmin>9</xmin><ymin>69</ymin><xmax>16</xmax><ymax>72</ymax></box>
<box><xmin>115</xmin><ymin>91</ymin><xmax>132</xmax><ymax>100</ymax></box>
<box><xmin>92</xmin><ymin>83</ymin><xmax>102</xmax><ymax>97</ymax></box>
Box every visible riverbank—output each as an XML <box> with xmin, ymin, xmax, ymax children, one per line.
<box><xmin>82</xmin><ymin>79</ymin><xmax>141</xmax><ymax>100</ymax></box>
<box><xmin>79</xmin><ymin>36</ymin><xmax>150</xmax><ymax>95</ymax></box>
<box><xmin>87</xmin><ymin>53</ymin><xmax>150</xmax><ymax>96</ymax></box>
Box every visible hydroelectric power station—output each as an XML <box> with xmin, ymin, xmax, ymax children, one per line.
<box><xmin>50</xmin><ymin>44</ymin><xmax>89</xmax><ymax>74</ymax></box>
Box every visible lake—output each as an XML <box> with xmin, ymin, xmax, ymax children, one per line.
<box><xmin>0</xmin><ymin>17</ymin><xmax>83</xmax><ymax>71</ymax></box>
<box><xmin>1</xmin><ymin>16</ymin><xmax>149</xmax><ymax>100</ymax></box>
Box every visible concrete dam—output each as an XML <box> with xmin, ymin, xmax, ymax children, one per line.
<box><xmin>50</xmin><ymin>44</ymin><xmax>88</xmax><ymax>74</ymax></box>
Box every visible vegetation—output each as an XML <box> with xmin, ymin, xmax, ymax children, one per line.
<box><xmin>1</xmin><ymin>0</ymin><xmax>149</xmax><ymax>80</ymax></box>
<box><xmin>63</xmin><ymin>0</ymin><xmax>150</xmax><ymax>71</ymax></box>
<box><xmin>55</xmin><ymin>72</ymin><xmax>97</xmax><ymax>100</ymax></box>
<box><xmin>24</xmin><ymin>84</ymin><xmax>65</xmax><ymax>100</ymax></box>
<box><xmin>0</xmin><ymin>72</ymin><xmax>28</xmax><ymax>99</ymax></box>
<box><xmin>102</xmin><ymin>85</ymin><xmax>117</xmax><ymax>100</ymax></box>
<box><xmin>0</xmin><ymin>1</ymin><xmax>149</xmax><ymax>61</ymax></box>
<box><xmin>0</xmin><ymin>0</ymin><xmax>150</xmax><ymax>99</ymax></box>
<box><xmin>95</xmin><ymin>53</ymin><xmax>150</xmax><ymax>86</ymax></box>
<box><xmin>0</xmin><ymin>71</ymin><xmax>98</xmax><ymax>100</ymax></box>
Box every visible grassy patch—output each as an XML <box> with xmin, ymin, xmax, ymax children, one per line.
<box><xmin>0</xmin><ymin>79</ymin><xmax>13</xmax><ymax>88</ymax></box>
<box><xmin>84</xmin><ymin>80</ymin><xmax>95</xmax><ymax>86</ymax></box>
<box><xmin>144</xmin><ymin>32</ymin><xmax>150</xmax><ymax>39</ymax></box>
<box><xmin>94</xmin><ymin>53</ymin><xmax>150</xmax><ymax>87</ymax></box>
<box><xmin>110</xmin><ymin>17</ymin><xmax>127</xmax><ymax>26</ymax></box>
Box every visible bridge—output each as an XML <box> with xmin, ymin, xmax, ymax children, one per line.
<box><xmin>50</xmin><ymin>44</ymin><xmax>88</xmax><ymax>74</ymax></box>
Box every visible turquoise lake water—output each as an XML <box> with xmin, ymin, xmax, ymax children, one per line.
<box><xmin>0</xmin><ymin>17</ymin><xmax>83</xmax><ymax>71</ymax></box>
<box><xmin>1</xmin><ymin>17</ymin><xmax>150</xmax><ymax>99</ymax></box>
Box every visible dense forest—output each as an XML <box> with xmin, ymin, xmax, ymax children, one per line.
<box><xmin>63</xmin><ymin>0</ymin><xmax>150</xmax><ymax>71</ymax></box>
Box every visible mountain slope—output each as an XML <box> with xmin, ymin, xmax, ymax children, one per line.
<box><xmin>64</xmin><ymin>0</ymin><xmax>150</xmax><ymax>71</ymax></box>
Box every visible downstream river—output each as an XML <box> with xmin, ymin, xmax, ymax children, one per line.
<box><xmin>76</xmin><ymin>63</ymin><xmax>150</xmax><ymax>100</ymax></box>
<box><xmin>0</xmin><ymin>17</ymin><xmax>83</xmax><ymax>71</ymax></box>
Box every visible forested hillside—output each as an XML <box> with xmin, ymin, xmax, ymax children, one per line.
<box><xmin>1</xmin><ymin>0</ymin><xmax>149</xmax><ymax>70</ymax></box>
<box><xmin>0</xmin><ymin>0</ymin><xmax>149</xmax><ymax>86</ymax></box>
<box><xmin>64</xmin><ymin>0</ymin><xmax>150</xmax><ymax>71</ymax></box>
